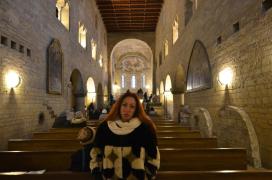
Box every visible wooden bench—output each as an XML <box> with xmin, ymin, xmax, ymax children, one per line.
<box><xmin>0</xmin><ymin>148</ymin><xmax>246</xmax><ymax>171</ymax></box>
<box><xmin>157</xmin><ymin>130</ymin><xmax>201</xmax><ymax>138</ymax></box>
<box><xmin>32</xmin><ymin>130</ymin><xmax>201</xmax><ymax>139</ymax></box>
<box><xmin>158</xmin><ymin>137</ymin><xmax>217</xmax><ymax>148</ymax></box>
<box><xmin>8</xmin><ymin>139</ymin><xmax>82</xmax><ymax>151</ymax></box>
<box><xmin>160</xmin><ymin>148</ymin><xmax>247</xmax><ymax>171</ymax></box>
<box><xmin>0</xmin><ymin>151</ymin><xmax>73</xmax><ymax>171</ymax></box>
<box><xmin>157</xmin><ymin>125</ymin><xmax>191</xmax><ymax>131</ymax></box>
<box><xmin>8</xmin><ymin>137</ymin><xmax>217</xmax><ymax>151</ymax></box>
<box><xmin>49</xmin><ymin>126</ymin><xmax>191</xmax><ymax>132</ymax></box>
<box><xmin>1</xmin><ymin>170</ymin><xmax>272</xmax><ymax>180</ymax></box>
<box><xmin>157</xmin><ymin>170</ymin><xmax>272</xmax><ymax>180</ymax></box>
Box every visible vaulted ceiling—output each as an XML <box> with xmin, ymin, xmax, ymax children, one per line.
<box><xmin>95</xmin><ymin>0</ymin><xmax>164</xmax><ymax>32</ymax></box>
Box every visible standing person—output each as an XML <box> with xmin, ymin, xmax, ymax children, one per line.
<box><xmin>90</xmin><ymin>92</ymin><xmax>160</xmax><ymax>179</ymax></box>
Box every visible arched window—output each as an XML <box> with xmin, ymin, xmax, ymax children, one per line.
<box><xmin>91</xmin><ymin>39</ymin><xmax>97</xmax><ymax>60</ymax></box>
<box><xmin>131</xmin><ymin>75</ymin><xmax>136</xmax><ymax>88</ymax></box>
<box><xmin>142</xmin><ymin>74</ymin><xmax>145</xmax><ymax>88</ymax></box>
<box><xmin>78</xmin><ymin>22</ymin><xmax>87</xmax><ymax>49</ymax></box>
<box><xmin>56</xmin><ymin>0</ymin><xmax>70</xmax><ymax>30</ymax></box>
<box><xmin>121</xmin><ymin>74</ymin><xmax>125</xmax><ymax>88</ymax></box>
<box><xmin>164</xmin><ymin>40</ymin><xmax>168</xmax><ymax>57</ymax></box>
<box><xmin>186</xmin><ymin>40</ymin><xmax>212</xmax><ymax>91</ymax></box>
<box><xmin>172</xmin><ymin>16</ymin><xmax>179</xmax><ymax>44</ymax></box>
<box><xmin>185</xmin><ymin>0</ymin><xmax>193</xmax><ymax>26</ymax></box>
<box><xmin>99</xmin><ymin>54</ymin><xmax>103</xmax><ymax>67</ymax></box>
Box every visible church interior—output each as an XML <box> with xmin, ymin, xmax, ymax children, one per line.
<box><xmin>1</xmin><ymin>0</ymin><xmax>272</xmax><ymax>178</ymax></box>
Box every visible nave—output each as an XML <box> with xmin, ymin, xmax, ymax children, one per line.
<box><xmin>1</xmin><ymin>113</ymin><xmax>272</xmax><ymax>179</ymax></box>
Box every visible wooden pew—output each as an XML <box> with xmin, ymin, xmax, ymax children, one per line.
<box><xmin>32</xmin><ymin>132</ymin><xmax>77</xmax><ymax>139</ymax></box>
<box><xmin>49</xmin><ymin>128</ymin><xmax>82</xmax><ymax>133</ymax></box>
<box><xmin>1</xmin><ymin>170</ymin><xmax>272</xmax><ymax>180</ymax></box>
<box><xmin>0</xmin><ymin>151</ymin><xmax>73</xmax><ymax>171</ymax></box>
<box><xmin>158</xmin><ymin>137</ymin><xmax>217</xmax><ymax>148</ymax></box>
<box><xmin>157</xmin><ymin>125</ymin><xmax>191</xmax><ymax>131</ymax></box>
<box><xmin>8</xmin><ymin>139</ymin><xmax>82</xmax><ymax>151</ymax></box>
<box><xmin>157</xmin><ymin>130</ymin><xmax>201</xmax><ymax>138</ymax></box>
<box><xmin>8</xmin><ymin>137</ymin><xmax>217</xmax><ymax>151</ymax></box>
<box><xmin>32</xmin><ymin>130</ymin><xmax>201</xmax><ymax>139</ymax></box>
<box><xmin>0</xmin><ymin>148</ymin><xmax>246</xmax><ymax>171</ymax></box>
<box><xmin>160</xmin><ymin>148</ymin><xmax>247</xmax><ymax>171</ymax></box>
<box><xmin>154</xmin><ymin>122</ymin><xmax>178</xmax><ymax>126</ymax></box>
<box><xmin>49</xmin><ymin>125</ymin><xmax>191</xmax><ymax>132</ymax></box>
<box><xmin>157</xmin><ymin>170</ymin><xmax>272</xmax><ymax>180</ymax></box>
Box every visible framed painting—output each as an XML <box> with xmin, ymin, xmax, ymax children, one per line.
<box><xmin>47</xmin><ymin>39</ymin><xmax>63</xmax><ymax>95</ymax></box>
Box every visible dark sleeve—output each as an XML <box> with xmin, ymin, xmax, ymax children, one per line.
<box><xmin>144</xmin><ymin>125</ymin><xmax>160</xmax><ymax>179</ymax></box>
<box><xmin>89</xmin><ymin>122</ymin><xmax>105</xmax><ymax>174</ymax></box>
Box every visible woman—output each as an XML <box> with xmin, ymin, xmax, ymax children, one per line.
<box><xmin>90</xmin><ymin>92</ymin><xmax>160</xmax><ymax>179</ymax></box>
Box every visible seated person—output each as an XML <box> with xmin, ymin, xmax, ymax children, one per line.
<box><xmin>99</xmin><ymin>109</ymin><xmax>108</xmax><ymax>121</ymax></box>
<box><xmin>149</xmin><ymin>107</ymin><xmax>157</xmax><ymax>115</ymax></box>
<box><xmin>70</xmin><ymin>126</ymin><xmax>96</xmax><ymax>172</ymax></box>
<box><xmin>71</xmin><ymin>111</ymin><xmax>86</xmax><ymax>127</ymax></box>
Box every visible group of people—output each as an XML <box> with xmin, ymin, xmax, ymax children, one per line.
<box><xmin>72</xmin><ymin>91</ymin><xmax>160</xmax><ymax>179</ymax></box>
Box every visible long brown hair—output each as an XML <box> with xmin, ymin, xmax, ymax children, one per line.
<box><xmin>104</xmin><ymin>92</ymin><xmax>156</xmax><ymax>135</ymax></box>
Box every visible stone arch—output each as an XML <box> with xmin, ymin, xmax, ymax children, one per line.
<box><xmin>165</xmin><ymin>75</ymin><xmax>173</xmax><ymax>118</ymax></box>
<box><xmin>86</xmin><ymin>77</ymin><xmax>96</xmax><ymax>106</ymax></box>
<box><xmin>186</xmin><ymin>40</ymin><xmax>212</xmax><ymax>92</ymax></box>
<box><xmin>191</xmin><ymin>107</ymin><xmax>213</xmax><ymax>138</ymax></box>
<box><xmin>219</xmin><ymin>106</ymin><xmax>262</xmax><ymax>168</ymax></box>
<box><xmin>160</xmin><ymin>81</ymin><xmax>164</xmax><ymax>104</ymax></box>
<box><xmin>97</xmin><ymin>83</ymin><xmax>103</xmax><ymax>109</ymax></box>
<box><xmin>185</xmin><ymin>0</ymin><xmax>193</xmax><ymax>26</ymax></box>
<box><xmin>172</xmin><ymin>64</ymin><xmax>186</xmax><ymax>94</ymax></box>
<box><xmin>110</xmin><ymin>39</ymin><xmax>153</xmax><ymax>95</ymax></box>
<box><xmin>103</xmin><ymin>85</ymin><xmax>108</xmax><ymax>103</ymax></box>
<box><xmin>69</xmin><ymin>69</ymin><xmax>85</xmax><ymax>111</ymax></box>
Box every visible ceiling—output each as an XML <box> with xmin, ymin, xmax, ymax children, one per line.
<box><xmin>95</xmin><ymin>0</ymin><xmax>164</xmax><ymax>32</ymax></box>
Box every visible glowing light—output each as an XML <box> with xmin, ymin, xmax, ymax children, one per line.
<box><xmin>6</xmin><ymin>71</ymin><xmax>21</xmax><ymax>88</ymax></box>
<box><xmin>218</xmin><ymin>67</ymin><xmax>233</xmax><ymax>85</ymax></box>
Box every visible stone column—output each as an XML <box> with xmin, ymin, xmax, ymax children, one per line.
<box><xmin>171</xmin><ymin>88</ymin><xmax>184</xmax><ymax>123</ymax></box>
<box><xmin>172</xmin><ymin>93</ymin><xmax>182</xmax><ymax>122</ymax></box>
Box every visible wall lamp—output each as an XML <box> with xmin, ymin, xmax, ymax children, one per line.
<box><xmin>5</xmin><ymin>70</ymin><xmax>21</xmax><ymax>88</ymax></box>
<box><xmin>218</xmin><ymin>67</ymin><xmax>233</xmax><ymax>85</ymax></box>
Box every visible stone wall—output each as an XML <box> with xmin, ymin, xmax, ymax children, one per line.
<box><xmin>0</xmin><ymin>0</ymin><xmax>107</xmax><ymax>149</ymax></box>
<box><xmin>156</xmin><ymin>0</ymin><xmax>272</xmax><ymax>168</ymax></box>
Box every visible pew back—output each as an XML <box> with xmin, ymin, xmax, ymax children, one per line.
<box><xmin>8</xmin><ymin>138</ymin><xmax>217</xmax><ymax>151</ymax></box>
<box><xmin>0</xmin><ymin>148</ymin><xmax>247</xmax><ymax>171</ymax></box>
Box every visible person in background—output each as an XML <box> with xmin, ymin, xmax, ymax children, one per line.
<box><xmin>98</xmin><ymin>108</ymin><xmax>108</xmax><ymax>121</ymax></box>
<box><xmin>70</xmin><ymin>126</ymin><xmax>96</xmax><ymax>172</ymax></box>
<box><xmin>90</xmin><ymin>92</ymin><xmax>160</xmax><ymax>179</ymax></box>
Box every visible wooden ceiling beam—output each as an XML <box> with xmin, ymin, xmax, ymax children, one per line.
<box><xmin>100</xmin><ymin>12</ymin><xmax>160</xmax><ymax>15</ymax></box>
<box><xmin>95</xmin><ymin>0</ymin><xmax>163</xmax><ymax>32</ymax></box>
<box><xmin>96</xmin><ymin>1</ymin><xmax>163</xmax><ymax>6</ymax></box>
<box><xmin>103</xmin><ymin>19</ymin><xmax>156</xmax><ymax>22</ymax></box>
<box><xmin>107</xmin><ymin>22</ymin><xmax>157</xmax><ymax>26</ymax></box>
<box><xmin>108</xmin><ymin>29</ymin><xmax>155</xmax><ymax>32</ymax></box>
<box><xmin>98</xmin><ymin>7</ymin><xmax>161</xmax><ymax>11</ymax></box>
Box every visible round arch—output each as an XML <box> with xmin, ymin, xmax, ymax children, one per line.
<box><xmin>97</xmin><ymin>83</ymin><xmax>103</xmax><ymax>109</ymax></box>
<box><xmin>70</xmin><ymin>69</ymin><xmax>85</xmax><ymax>111</ymax></box>
<box><xmin>110</xmin><ymin>39</ymin><xmax>153</xmax><ymax>95</ymax></box>
<box><xmin>160</xmin><ymin>81</ymin><xmax>164</xmax><ymax>104</ymax></box>
<box><xmin>173</xmin><ymin>64</ymin><xmax>186</xmax><ymax>93</ymax></box>
<box><xmin>86</xmin><ymin>77</ymin><xmax>96</xmax><ymax>106</ymax></box>
<box><xmin>165</xmin><ymin>75</ymin><xmax>173</xmax><ymax>118</ymax></box>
